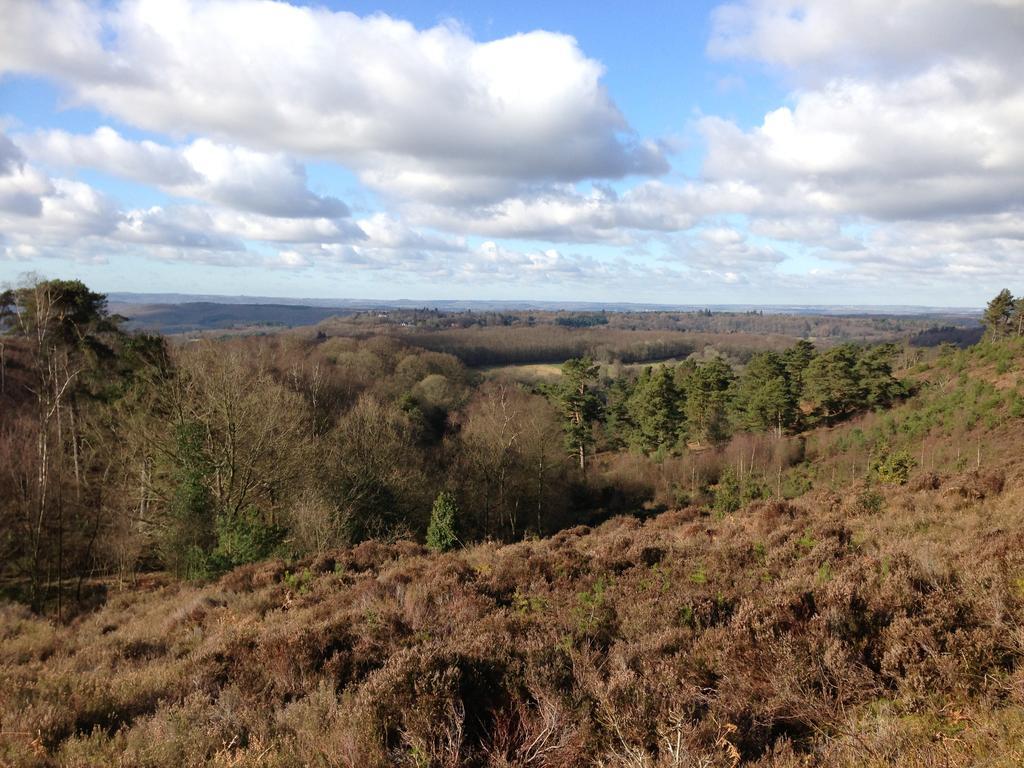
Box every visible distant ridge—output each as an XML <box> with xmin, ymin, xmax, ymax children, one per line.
<box><xmin>108</xmin><ymin>292</ymin><xmax>981</xmax><ymax>317</ymax></box>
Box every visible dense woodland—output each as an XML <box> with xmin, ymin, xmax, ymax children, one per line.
<box><xmin>0</xmin><ymin>278</ymin><xmax>1000</xmax><ymax>617</ymax></box>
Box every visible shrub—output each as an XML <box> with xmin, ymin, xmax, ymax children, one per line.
<box><xmin>855</xmin><ymin>487</ymin><xmax>885</xmax><ymax>515</ymax></box>
<box><xmin>426</xmin><ymin>492</ymin><xmax>460</xmax><ymax>552</ymax></box>
<box><xmin>713</xmin><ymin>467</ymin><xmax>743</xmax><ymax>515</ymax></box>
<box><xmin>208</xmin><ymin>509</ymin><xmax>286</xmax><ymax>573</ymax></box>
<box><xmin>869</xmin><ymin>445</ymin><xmax>917</xmax><ymax>485</ymax></box>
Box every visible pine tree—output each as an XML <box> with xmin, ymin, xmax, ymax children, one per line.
<box><xmin>684</xmin><ymin>358</ymin><xmax>735</xmax><ymax>445</ymax></box>
<box><xmin>782</xmin><ymin>340</ymin><xmax>816</xmax><ymax>401</ymax></box>
<box><xmin>733</xmin><ymin>351</ymin><xmax>796</xmax><ymax>435</ymax></box>
<box><xmin>802</xmin><ymin>344</ymin><xmax>861</xmax><ymax>423</ymax></box>
<box><xmin>625</xmin><ymin>365</ymin><xmax>682</xmax><ymax>454</ymax></box>
<box><xmin>557</xmin><ymin>357</ymin><xmax>601</xmax><ymax>471</ymax></box>
<box><xmin>426</xmin><ymin>491</ymin><xmax>459</xmax><ymax>552</ymax></box>
<box><xmin>983</xmin><ymin>289</ymin><xmax>1015</xmax><ymax>337</ymax></box>
<box><xmin>1012</xmin><ymin>297</ymin><xmax>1024</xmax><ymax>337</ymax></box>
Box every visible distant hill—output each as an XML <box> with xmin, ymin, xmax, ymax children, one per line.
<box><xmin>108</xmin><ymin>292</ymin><xmax>982</xmax><ymax>316</ymax></box>
<box><xmin>110</xmin><ymin>301</ymin><xmax>353</xmax><ymax>334</ymax></box>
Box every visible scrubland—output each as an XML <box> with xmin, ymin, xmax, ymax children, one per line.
<box><xmin>3</xmin><ymin>456</ymin><xmax>1023</xmax><ymax>766</ymax></box>
<box><xmin>2</xmin><ymin>283</ymin><xmax>1022</xmax><ymax>766</ymax></box>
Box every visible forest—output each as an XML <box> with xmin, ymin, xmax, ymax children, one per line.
<box><xmin>2</xmin><ymin>279</ymin><xmax>1024</xmax><ymax>767</ymax></box>
<box><xmin>1</xmin><ymin>278</ymin><xmax>919</xmax><ymax>613</ymax></box>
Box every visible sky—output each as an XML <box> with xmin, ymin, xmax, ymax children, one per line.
<box><xmin>0</xmin><ymin>0</ymin><xmax>1022</xmax><ymax>306</ymax></box>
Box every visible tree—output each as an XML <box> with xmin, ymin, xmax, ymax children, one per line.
<box><xmin>3</xmin><ymin>279</ymin><xmax>118</xmax><ymax>611</ymax></box>
<box><xmin>854</xmin><ymin>344</ymin><xmax>906</xmax><ymax>409</ymax></box>
<box><xmin>426</xmin><ymin>491</ymin><xmax>459</xmax><ymax>552</ymax></box>
<box><xmin>782</xmin><ymin>340</ymin><xmax>816</xmax><ymax>402</ymax></box>
<box><xmin>625</xmin><ymin>365</ymin><xmax>682</xmax><ymax>454</ymax></box>
<box><xmin>683</xmin><ymin>358</ymin><xmax>735</xmax><ymax>445</ymax></box>
<box><xmin>1012</xmin><ymin>297</ymin><xmax>1024</xmax><ymax>337</ymax></box>
<box><xmin>983</xmin><ymin>289</ymin><xmax>1015</xmax><ymax>337</ymax></box>
<box><xmin>323</xmin><ymin>394</ymin><xmax>430</xmax><ymax>545</ymax></box>
<box><xmin>733</xmin><ymin>351</ymin><xmax>797</xmax><ymax>436</ymax></box>
<box><xmin>451</xmin><ymin>382</ymin><xmax>566</xmax><ymax>540</ymax></box>
<box><xmin>802</xmin><ymin>345</ymin><xmax>862</xmax><ymax>423</ymax></box>
<box><xmin>556</xmin><ymin>357</ymin><xmax>601</xmax><ymax>471</ymax></box>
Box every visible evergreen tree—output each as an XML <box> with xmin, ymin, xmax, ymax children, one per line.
<box><xmin>983</xmin><ymin>289</ymin><xmax>1015</xmax><ymax>337</ymax></box>
<box><xmin>802</xmin><ymin>344</ymin><xmax>862</xmax><ymax>423</ymax></box>
<box><xmin>426</xmin><ymin>491</ymin><xmax>459</xmax><ymax>552</ymax></box>
<box><xmin>1012</xmin><ymin>297</ymin><xmax>1024</xmax><ymax>337</ymax></box>
<box><xmin>782</xmin><ymin>340</ymin><xmax>816</xmax><ymax>401</ymax></box>
<box><xmin>601</xmin><ymin>377</ymin><xmax>633</xmax><ymax>451</ymax></box>
<box><xmin>684</xmin><ymin>358</ymin><xmax>735</xmax><ymax>445</ymax></box>
<box><xmin>854</xmin><ymin>344</ymin><xmax>906</xmax><ymax>409</ymax></box>
<box><xmin>625</xmin><ymin>365</ymin><xmax>682</xmax><ymax>454</ymax></box>
<box><xmin>556</xmin><ymin>357</ymin><xmax>601</xmax><ymax>471</ymax></box>
<box><xmin>733</xmin><ymin>351</ymin><xmax>796</xmax><ymax>435</ymax></box>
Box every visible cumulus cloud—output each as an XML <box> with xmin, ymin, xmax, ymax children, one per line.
<box><xmin>2</xmin><ymin>0</ymin><xmax>1023</xmax><ymax>300</ymax></box>
<box><xmin>708</xmin><ymin>0</ymin><xmax>1024</xmax><ymax>80</ymax></box>
<box><xmin>688</xmin><ymin>0</ymin><xmax>1024</xmax><ymax>293</ymax></box>
<box><xmin>20</xmin><ymin>128</ymin><xmax>350</xmax><ymax>218</ymax></box>
<box><xmin>402</xmin><ymin>181</ymin><xmax>768</xmax><ymax>243</ymax></box>
<box><xmin>0</xmin><ymin>0</ymin><xmax>666</xmax><ymax>204</ymax></box>
<box><xmin>699</xmin><ymin>63</ymin><xmax>1024</xmax><ymax>220</ymax></box>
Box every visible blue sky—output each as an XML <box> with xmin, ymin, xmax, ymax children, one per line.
<box><xmin>1</xmin><ymin>0</ymin><xmax>1021</xmax><ymax>305</ymax></box>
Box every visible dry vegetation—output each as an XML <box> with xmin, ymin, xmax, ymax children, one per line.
<box><xmin>3</xmin><ymin>460</ymin><xmax>1023</xmax><ymax>767</ymax></box>
<box><xmin>0</xmin><ymin>286</ymin><xmax>1019</xmax><ymax>767</ymax></box>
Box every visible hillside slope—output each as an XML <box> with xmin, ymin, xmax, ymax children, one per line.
<box><xmin>2</xmin><ymin>342</ymin><xmax>1024</xmax><ymax>768</ymax></box>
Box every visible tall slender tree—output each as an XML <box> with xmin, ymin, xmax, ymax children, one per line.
<box><xmin>557</xmin><ymin>357</ymin><xmax>601</xmax><ymax>471</ymax></box>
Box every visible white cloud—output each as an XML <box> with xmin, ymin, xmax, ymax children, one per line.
<box><xmin>1</xmin><ymin>0</ymin><xmax>666</xmax><ymax>204</ymax></box>
<box><xmin>687</xmin><ymin>0</ymin><xmax>1024</xmax><ymax>294</ymax></box>
<box><xmin>20</xmin><ymin>128</ymin><xmax>349</xmax><ymax>218</ymax></box>
<box><xmin>699</xmin><ymin>63</ymin><xmax>1024</xmax><ymax>220</ymax></box>
<box><xmin>2</xmin><ymin>0</ymin><xmax>1023</xmax><ymax>301</ymax></box>
<box><xmin>402</xmin><ymin>181</ymin><xmax>766</xmax><ymax>243</ymax></box>
<box><xmin>708</xmin><ymin>0</ymin><xmax>1024</xmax><ymax>80</ymax></box>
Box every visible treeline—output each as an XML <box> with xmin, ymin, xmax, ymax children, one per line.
<box><xmin>0</xmin><ymin>279</ymin><xmax>908</xmax><ymax>616</ymax></box>
<box><xmin>563</xmin><ymin>341</ymin><xmax>907</xmax><ymax>461</ymax></box>
<box><xmin>322</xmin><ymin>306</ymin><xmax>970</xmax><ymax>344</ymax></box>
<box><xmin>319</xmin><ymin>324</ymin><xmax>800</xmax><ymax>367</ymax></box>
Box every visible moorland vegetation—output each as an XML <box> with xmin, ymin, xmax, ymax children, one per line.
<box><xmin>1</xmin><ymin>279</ymin><xmax>1023</xmax><ymax>766</ymax></box>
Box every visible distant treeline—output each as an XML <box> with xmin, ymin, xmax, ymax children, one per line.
<box><xmin>328</xmin><ymin>306</ymin><xmax>977</xmax><ymax>344</ymax></box>
<box><xmin>318</xmin><ymin>324</ymin><xmax>797</xmax><ymax>367</ymax></box>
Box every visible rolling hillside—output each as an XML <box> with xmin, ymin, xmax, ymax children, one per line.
<box><xmin>2</xmin><ymin>339</ymin><xmax>1023</xmax><ymax>767</ymax></box>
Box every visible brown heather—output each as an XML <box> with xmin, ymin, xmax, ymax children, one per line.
<box><xmin>3</xmin><ymin>456</ymin><xmax>1024</xmax><ymax>767</ymax></box>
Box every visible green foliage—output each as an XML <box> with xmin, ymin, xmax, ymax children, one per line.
<box><xmin>782</xmin><ymin>339</ymin><xmax>816</xmax><ymax>398</ymax></box>
<box><xmin>208</xmin><ymin>509</ymin><xmax>285</xmax><ymax>572</ymax></box>
<box><xmin>983</xmin><ymin>288</ymin><xmax>1015</xmax><ymax>337</ymax></box>
<box><xmin>683</xmin><ymin>357</ymin><xmax>735</xmax><ymax>445</ymax></box>
<box><xmin>733</xmin><ymin>351</ymin><xmax>798</xmax><ymax>433</ymax></box>
<box><xmin>162</xmin><ymin>421</ymin><xmax>216</xmax><ymax>577</ymax></box>
<box><xmin>556</xmin><ymin>357</ymin><xmax>602</xmax><ymax>469</ymax></box>
<box><xmin>855</xmin><ymin>488</ymin><xmax>886</xmax><ymax>515</ymax></box>
<box><xmin>713</xmin><ymin>467</ymin><xmax>743</xmax><ymax>515</ymax></box>
<box><xmin>625</xmin><ymin>365</ymin><xmax>682</xmax><ymax>454</ymax></box>
<box><xmin>869</xmin><ymin>445</ymin><xmax>917</xmax><ymax>485</ymax></box>
<box><xmin>574</xmin><ymin>574</ymin><xmax>616</xmax><ymax>643</ymax></box>
<box><xmin>803</xmin><ymin>344</ymin><xmax>905</xmax><ymax>424</ymax></box>
<box><xmin>426</xmin><ymin>491</ymin><xmax>459</xmax><ymax>552</ymax></box>
<box><xmin>284</xmin><ymin>568</ymin><xmax>314</xmax><ymax>594</ymax></box>
<box><xmin>554</xmin><ymin>313</ymin><xmax>609</xmax><ymax>328</ymax></box>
